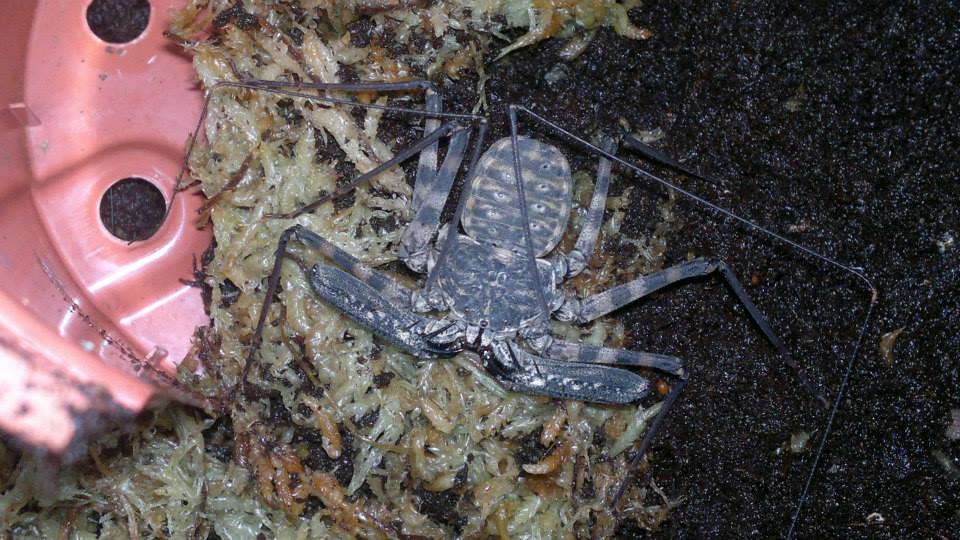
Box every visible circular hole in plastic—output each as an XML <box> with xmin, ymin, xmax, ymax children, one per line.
<box><xmin>86</xmin><ymin>0</ymin><xmax>151</xmax><ymax>44</ymax></box>
<box><xmin>99</xmin><ymin>178</ymin><xmax>166</xmax><ymax>241</ymax></box>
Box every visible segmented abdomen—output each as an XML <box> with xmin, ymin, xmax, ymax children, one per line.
<box><xmin>461</xmin><ymin>137</ymin><xmax>572</xmax><ymax>257</ymax></box>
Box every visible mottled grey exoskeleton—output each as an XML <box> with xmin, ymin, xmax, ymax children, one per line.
<box><xmin>185</xmin><ymin>78</ymin><xmax>833</xmax><ymax>509</ymax></box>
<box><xmin>233</xmin><ymin>79</ymin><xmax>804</xmax><ymax>411</ymax></box>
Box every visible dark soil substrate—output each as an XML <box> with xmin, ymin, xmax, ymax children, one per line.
<box><xmin>461</xmin><ymin>2</ymin><xmax>957</xmax><ymax>539</ymax></box>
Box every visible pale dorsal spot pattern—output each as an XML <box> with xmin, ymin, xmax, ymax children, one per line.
<box><xmin>462</xmin><ymin>136</ymin><xmax>572</xmax><ymax>257</ymax></box>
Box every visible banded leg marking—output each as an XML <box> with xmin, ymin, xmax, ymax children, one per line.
<box><xmin>546</xmin><ymin>340</ymin><xmax>684</xmax><ymax>375</ymax></box>
<box><xmin>577</xmin><ymin>259</ymin><xmax>717</xmax><ymax>323</ymax></box>
<box><xmin>289</xmin><ymin>225</ymin><xmax>413</xmax><ymax>309</ymax></box>
<box><xmin>483</xmin><ymin>342</ymin><xmax>651</xmax><ymax>405</ymax></box>
<box><xmin>577</xmin><ymin>257</ymin><xmax>828</xmax><ymax>407</ymax></box>
<box><xmin>564</xmin><ymin>135</ymin><xmax>617</xmax><ymax>279</ymax></box>
<box><xmin>412</xmin><ymin>88</ymin><xmax>441</xmax><ymax>210</ymax></box>
<box><xmin>270</xmin><ymin>121</ymin><xmax>461</xmax><ymax>219</ymax></box>
<box><xmin>399</xmin><ymin>127</ymin><xmax>472</xmax><ymax>271</ymax></box>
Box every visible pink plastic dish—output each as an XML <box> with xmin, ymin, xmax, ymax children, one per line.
<box><xmin>0</xmin><ymin>0</ymin><xmax>208</xmax><ymax>459</ymax></box>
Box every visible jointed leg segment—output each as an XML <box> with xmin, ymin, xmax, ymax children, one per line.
<box><xmin>575</xmin><ymin>257</ymin><xmax>827</xmax><ymax>406</ymax></box>
<box><xmin>399</xmin><ymin>127</ymin><xmax>472</xmax><ymax>271</ymax></box>
<box><xmin>412</xmin><ymin>88</ymin><xmax>441</xmax><ymax>204</ymax></box>
<box><xmin>562</xmin><ymin>135</ymin><xmax>618</xmax><ymax>279</ymax></box>
<box><xmin>482</xmin><ymin>342</ymin><xmax>652</xmax><ymax>405</ymax></box>
<box><xmin>268</xmin><ymin>121</ymin><xmax>463</xmax><ymax>219</ymax></box>
<box><xmin>288</xmin><ymin>225</ymin><xmax>414</xmax><ymax>309</ymax></box>
<box><xmin>610</xmin><ymin>370</ymin><xmax>689</xmax><ymax>509</ymax></box>
<box><xmin>546</xmin><ymin>340</ymin><xmax>684</xmax><ymax>375</ymax></box>
<box><xmin>221</xmin><ymin>95</ymin><xmax>859</xmax><ymax>521</ymax></box>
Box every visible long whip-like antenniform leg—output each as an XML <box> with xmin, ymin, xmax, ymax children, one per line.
<box><xmin>509</xmin><ymin>106</ymin><xmax>876</xmax><ymax>291</ymax></box>
<box><xmin>508</xmin><ymin>106</ymin><xmax>878</xmax><ymax>522</ymax></box>
<box><xmin>172</xmin><ymin>78</ymin><xmax>486</xmax><ymax>219</ymax></box>
<box><xmin>507</xmin><ymin>105</ymin><xmax>551</xmax><ymax>323</ymax></box>
<box><xmin>175</xmin><ymin>79</ymin><xmax>447</xmax><ymax>199</ymax></box>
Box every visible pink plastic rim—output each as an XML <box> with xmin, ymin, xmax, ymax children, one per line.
<box><xmin>0</xmin><ymin>0</ymin><xmax>210</xmax><ymax>455</ymax></box>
